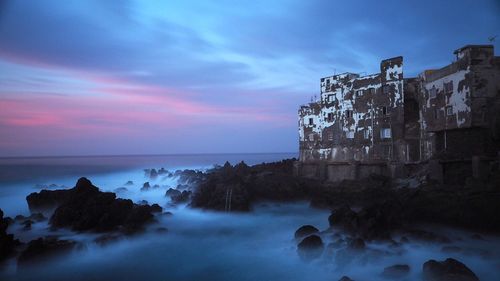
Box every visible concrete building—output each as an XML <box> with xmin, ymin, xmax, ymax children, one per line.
<box><xmin>297</xmin><ymin>45</ymin><xmax>500</xmax><ymax>183</ymax></box>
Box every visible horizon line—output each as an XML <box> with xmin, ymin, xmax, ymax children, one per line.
<box><xmin>0</xmin><ymin>151</ymin><xmax>299</xmax><ymax>160</ymax></box>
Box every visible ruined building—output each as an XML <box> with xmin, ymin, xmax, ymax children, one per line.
<box><xmin>297</xmin><ymin>45</ymin><xmax>500</xmax><ymax>183</ymax></box>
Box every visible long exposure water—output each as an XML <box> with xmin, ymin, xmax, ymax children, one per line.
<box><xmin>0</xmin><ymin>154</ymin><xmax>499</xmax><ymax>281</ymax></box>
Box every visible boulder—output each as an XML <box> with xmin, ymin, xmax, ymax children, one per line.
<box><xmin>381</xmin><ymin>264</ymin><xmax>410</xmax><ymax>279</ymax></box>
<box><xmin>114</xmin><ymin>187</ymin><xmax>128</xmax><ymax>193</ymax></box>
<box><xmin>423</xmin><ymin>258</ymin><xmax>479</xmax><ymax>281</ymax></box>
<box><xmin>141</xmin><ymin>182</ymin><xmax>151</xmax><ymax>191</ymax></box>
<box><xmin>18</xmin><ymin>237</ymin><xmax>77</xmax><ymax>265</ymax></box>
<box><xmin>294</xmin><ymin>225</ymin><xmax>319</xmax><ymax>240</ymax></box>
<box><xmin>124</xmin><ymin>181</ymin><xmax>134</xmax><ymax>186</ymax></box>
<box><xmin>171</xmin><ymin>190</ymin><xmax>191</xmax><ymax>204</ymax></box>
<box><xmin>165</xmin><ymin>188</ymin><xmax>181</xmax><ymax>198</ymax></box>
<box><xmin>297</xmin><ymin>235</ymin><xmax>324</xmax><ymax>261</ymax></box>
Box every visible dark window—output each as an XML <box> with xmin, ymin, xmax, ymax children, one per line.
<box><xmin>369</xmin><ymin>88</ymin><xmax>375</xmax><ymax>94</ymax></box>
<box><xmin>444</xmin><ymin>82</ymin><xmax>453</xmax><ymax>93</ymax></box>
<box><xmin>346</xmin><ymin>110</ymin><xmax>353</xmax><ymax>118</ymax></box>
<box><xmin>434</xmin><ymin>108</ymin><xmax>439</xmax><ymax>119</ymax></box>
<box><xmin>355</xmin><ymin>90</ymin><xmax>363</xmax><ymax>97</ymax></box>
<box><xmin>446</xmin><ymin>106</ymin><xmax>453</xmax><ymax>116</ymax></box>
<box><xmin>381</xmin><ymin>106</ymin><xmax>388</xmax><ymax>116</ymax></box>
<box><xmin>327</xmin><ymin>113</ymin><xmax>334</xmax><ymax>122</ymax></box>
<box><xmin>309</xmin><ymin>118</ymin><xmax>313</xmax><ymax>125</ymax></box>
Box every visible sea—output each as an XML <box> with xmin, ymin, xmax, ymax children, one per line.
<box><xmin>0</xmin><ymin>153</ymin><xmax>499</xmax><ymax>281</ymax></box>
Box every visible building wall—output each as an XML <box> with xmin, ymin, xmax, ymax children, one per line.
<box><xmin>297</xmin><ymin>44</ymin><xmax>500</xmax><ymax>182</ymax></box>
<box><xmin>298</xmin><ymin>57</ymin><xmax>406</xmax><ymax>163</ymax></box>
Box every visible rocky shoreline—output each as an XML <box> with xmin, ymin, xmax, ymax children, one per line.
<box><xmin>1</xmin><ymin>158</ymin><xmax>499</xmax><ymax>280</ymax></box>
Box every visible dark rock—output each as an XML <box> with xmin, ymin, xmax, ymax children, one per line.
<box><xmin>27</xmin><ymin>177</ymin><xmax>158</xmax><ymax>233</ymax></box>
<box><xmin>153</xmin><ymin>184</ymin><xmax>160</xmax><ymax>189</ymax></box>
<box><xmin>1</xmin><ymin>209</ymin><xmax>20</xmax><ymax>261</ymax></box>
<box><xmin>150</xmin><ymin>204</ymin><xmax>163</xmax><ymax>213</ymax></box>
<box><xmin>29</xmin><ymin>213</ymin><xmax>46</xmax><ymax>222</ymax></box>
<box><xmin>347</xmin><ymin>238</ymin><xmax>365</xmax><ymax>251</ymax></box>
<box><xmin>150</xmin><ymin>169</ymin><xmax>158</xmax><ymax>178</ymax></box>
<box><xmin>165</xmin><ymin>188</ymin><xmax>181</xmax><ymax>197</ymax></box>
<box><xmin>423</xmin><ymin>258</ymin><xmax>479</xmax><ymax>281</ymax></box>
<box><xmin>141</xmin><ymin>182</ymin><xmax>151</xmax><ymax>191</ymax></box>
<box><xmin>114</xmin><ymin>187</ymin><xmax>128</xmax><ymax>193</ymax></box>
<box><xmin>297</xmin><ymin>235</ymin><xmax>324</xmax><ymax>261</ymax></box>
<box><xmin>158</xmin><ymin>168</ymin><xmax>168</xmax><ymax>175</ymax></box>
<box><xmin>22</xmin><ymin>220</ymin><xmax>33</xmax><ymax>231</ymax></box>
<box><xmin>14</xmin><ymin>215</ymin><xmax>27</xmax><ymax>222</ymax></box>
<box><xmin>124</xmin><ymin>181</ymin><xmax>134</xmax><ymax>186</ymax></box>
<box><xmin>27</xmin><ymin>188</ymin><xmax>72</xmax><ymax>212</ymax></box>
<box><xmin>137</xmin><ymin>200</ymin><xmax>149</xmax><ymax>205</ymax></box>
<box><xmin>155</xmin><ymin>227</ymin><xmax>168</xmax><ymax>233</ymax></box>
<box><xmin>338</xmin><ymin>276</ymin><xmax>355</xmax><ymax>281</ymax></box>
<box><xmin>171</xmin><ymin>190</ymin><xmax>191</xmax><ymax>204</ymax></box>
<box><xmin>294</xmin><ymin>225</ymin><xmax>319</xmax><ymax>240</ymax></box>
<box><xmin>18</xmin><ymin>237</ymin><xmax>77</xmax><ymax>265</ymax></box>
<box><xmin>381</xmin><ymin>264</ymin><xmax>410</xmax><ymax>279</ymax></box>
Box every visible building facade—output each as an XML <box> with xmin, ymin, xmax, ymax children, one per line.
<box><xmin>297</xmin><ymin>45</ymin><xmax>500</xmax><ymax>182</ymax></box>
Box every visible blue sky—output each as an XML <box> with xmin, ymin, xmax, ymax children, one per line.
<box><xmin>0</xmin><ymin>0</ymin><xmax>499</xmax><ymax>156</ymax></box>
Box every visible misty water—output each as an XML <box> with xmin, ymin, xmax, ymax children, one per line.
<box><xmin>1</xmin><ymin>154</ymin><xmax>499</xmax><ymax>281</ymax></box>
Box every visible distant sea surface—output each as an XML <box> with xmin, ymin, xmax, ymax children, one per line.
<box><xmin>0</xmin><ymin>153</ymin><xmax>297</xmax><ymax>184</ymax></box>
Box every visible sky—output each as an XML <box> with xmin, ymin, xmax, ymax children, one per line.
<box><xmin>0</xmin><ymin>0</ymin><xmax>499</xmax><ymax>157</ymax></box>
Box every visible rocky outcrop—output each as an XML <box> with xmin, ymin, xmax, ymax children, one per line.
<box><xmin>17</xmin><ymin>237</ymin><xmax>77</xmax><ymax>265</ymax></box>
<box><xmin>170</xmin><ymin>190</ymin><xmax>191</xmax><ymax>204</ymax></box>
<box><xmin>328</xmin><ymin>203</ymin><xmax>402</xmax><ymax>241</ymax></box>
<box><xmin>423</xmin><ymin>258</ymin><xmax>479</xmax><ymax>281</ymax></box>
<box><xmin>1</xmin><ymin>209</ymin><xmax>19</xmax><ymax>261</ymax></box>
<box><xmin>27</xmin><ymin>177</ymin><xmax>161</xmax><ymax>233</ymax></box>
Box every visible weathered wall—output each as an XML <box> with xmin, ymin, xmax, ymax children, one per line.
<box><xmin>299</xmin><ymin>57</ymin><xmax>406</xmax><ymax>163</ymax></box>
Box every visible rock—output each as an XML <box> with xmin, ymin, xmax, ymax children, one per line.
<box><xmin>26</xmin><ymin>188</ymin><xmax>72</xmax><ymax>212</ymax></box>
<box><xmin>338</xmin><ymin>276</ymin><xmax>355</xmax><ymax>281</ymax></box>
<box><xmin>150</xmin><ymin>204</ymin><xmax>163</xmax><ymax>213</ymax></box>
<box><xmin>165</xmin><ymin>188</ymin><xmax>181</xmax><ymax>197</ymax></box>
<box><xmin>155</xmin><ymin>227</ymin><xmax>168</xmax><ymax>233</ymax></box>
<box><xmin>18</xmin><ymin>237</ymin><xmax>77</xmax><ymax>265</ymax></box>
<box><xmin>22</xmin><ymin>220</ymin><xmax>33</xmax><ymax>231</ymax></box>
<box><xmin>28</xmin><ymin>177</ymin><xmax>158</xmax><ymax>233</ymax></box>
<box><xmin>1</xmin><ymin>209</ymin><xmax>20</xmax><ymax>261</ymax></box>
<box><xmin>423</xmin><ymin>258</ymin><xmax>479</xmax><ymax>281</ymax></box>
<box><xmin>153</xmin><ymin>184</ymin><xmax>160</xmax><ymax>189</ymax></box>
<box><xmin>149</xmin><ymin>169</ymin><xmax>158</xmax><ymax>178</ymax></box>
<box><xmin>124</xmin><ymin>181</ymin><xmax>134</xmax><ymax>186</ymax></box>
<box><xmin>294</xmin><ymin>225</ymin><xmax>319</xmax><ymax>240</ymax></box>
<box><xmin>114</xmin><ymin>187</ymin><xmax>128</xmax><ymax>193</ymax></box>
<box><xmin>347</xmin><ymin>238</ymin><xmax>365</xmax><ymax>251</ymax></box>
<box><xmin>171</xmin><ymin>190</ymin><xmax>191</xmax><ymax>204</ymax></box>
<box><xmin>297</xmin><ymin>235</ymin><xmax>324</xmax><ymax>261</ymax></box>
<box><xmin>141</xmin><ymin>182</ymin><xmax>151</xmax><ymax>191</ymax></box>
<box><xmin>381</xmin><ymin>264</ymin><xmax>410</xmax><ymax>279</ymax></box>
<box><xmin>137</xmin><ymin>200</ymin><xmax>149</xmax><ymax>205</ymax></box>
